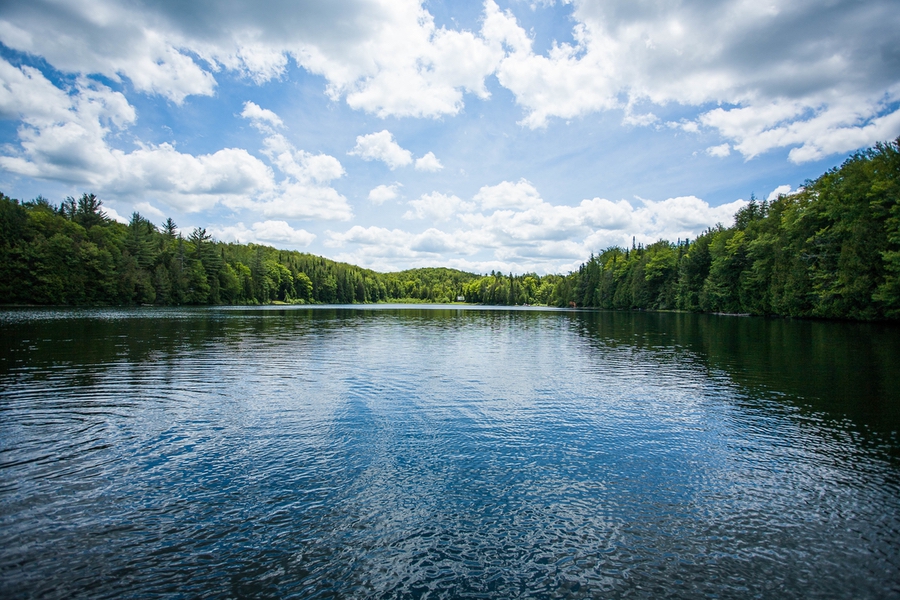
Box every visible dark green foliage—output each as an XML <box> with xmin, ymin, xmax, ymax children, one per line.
<box><xmin>460</xmin><ymin>271</ymin><xmax>562</xmax><ymax>306</ymax></box>
<box><xmin>0</xmin><ymin>197</ymin><xmax>505</xmax><ymax>307</ymax></box>
<box><xmin>566</xmin><ymin>138</ymin><xmax>900</xmax><ymax>320</ymax></box>
<box><xmin>0</xmin><ymin>198</ymin><xmax>486</xmax><ymax>307</ymax></box>
<box><xmin>75</xmin><ymin>193</ymin><xmax>107</xmax><ymax>229</ymax></box>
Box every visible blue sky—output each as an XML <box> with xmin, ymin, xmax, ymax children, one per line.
<box><xmin>1</xmin><ymin>0</ymin><xmax>898</xmax><ymax>274</ymax></box>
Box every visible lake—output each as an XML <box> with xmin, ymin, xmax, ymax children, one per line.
<box><xmin>1</xmin><ymin>306</ymin><xmax>899</xmax><ymax>598</ymax></box>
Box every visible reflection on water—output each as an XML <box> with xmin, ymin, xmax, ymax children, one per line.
<box><xmin>1</xmin><ymin>306</ymin><xmax>899</xmax><ymax>598</ymax></box>
<box><xmin>572</xmin><ymin>311</ymin><xmax>900</xmax><ymax>438</ymax></box>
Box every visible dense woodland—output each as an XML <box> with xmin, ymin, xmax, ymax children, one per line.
<box><xmin>1</xmin><ymin>139</ymin><xmax>898</xmax><ymax>320</ymax></box>
<box><xmin>561</xmin><ymin>139</ymin><xmax>900</xmax><ymax>320</ymax></box>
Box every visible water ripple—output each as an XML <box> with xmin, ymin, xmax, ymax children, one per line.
<box><xmin>1</xmin><ymin>306</ymin><xmax>899</xmax><ymax>598</ymax></box>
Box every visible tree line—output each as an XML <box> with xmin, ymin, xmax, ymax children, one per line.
<box><xmin>0</xmin><ymin>139</ymin><xmax>897</xmax><ymax>319</ymax></box>
<box><xmin>557</xmin><ymin>138</ymin><xmax>899</xmax><ymax>320</ymax></box>
<box><xmin>0</xmin><ymin>195</ymin><xmax>481</xmax><ymax>306</ymax></box>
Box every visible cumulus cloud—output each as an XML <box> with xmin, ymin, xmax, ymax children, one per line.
<box><xmin>328</xmin><ymin>225</ymin><xmax>467</xmax><ymax>252</ymax></box>
<box><xmin>211</xmin><ymin>220</ymin><xmax>316</xmax><ymax>247</ymax></box>
<box><xmin>0</xmin><ymin>61</ymin><xmax>351</xmax><ymax>219</ymax></box>
<box><xmin>701</xmin><ymin>96</ymin><xmax>900</xmax><ymax>163</ymax></box>
<box><xmin>404</xmin><ymin>192</ymin><xmax>474</xmax><ymax>221</ymax></box>
<box><xmin>414</xmin><ymin>151</ymin><xmax>443</xmax><ymax>172</ymax></box>
<box><xmin>241</xmin><ymin>101</ymin><xmax>284</xmax><ymax>132</ymax></box>
<box><xmin>104</xmin><ymin>144</ymin><xmax>275</xmax><ymax>212</ymax></box>
<box><xmin>458</xmin><ymin>197</ymin><xmax>634</xmax><ymax>246</ymax></box>
<box><xmin>667</xmin><ymin>120</ymin><xmax>699</xmax><ymax>133</ymax></box>
<box><xmin>1</xmin><ymin>0</ymin><xmax>897</xmax><ymax>162</ymax></box>
<box><xmin>237</xmin><ymin>183</ymin><xmax>352</xmax><ymax>221</ymax></box>
<box><xmin>348</xmin><ymin>130</ymin><xmax>413</xmax><ymax>169</ymax></box>
<box><xmin>474</xmin><ymin>179</ymin><xmax>543</xmax><ymax>210</ymax></box>
<box><xmin>0</xmin><ymin>0</ymin><xmax>500</xmax><ymax>114</ymax></box>
<box><xmin>482</xmin><ymin>0</ymin><xmax>900</xmax><ymax>157</ymax></box>
<box><xmin>706</xmin><ymin>143</ymin><xmax>731</xmax><ymax>158</ymax></box>
<box><xmin>0</xmin><ymin>61</ymin><xmax>136</xmax><ymax>183</ymax></box>
<box><xmin>102</xmin><ymin>205</ymin><xmax>130</xmax><ymax>224</ymax></box>
<box><xmin>349</xmin><ymin>132</ymin><xmax>444</xmax><ymax>173</ymax></box>
<box><xmin>329</xmin><ymin>180</ymin><xmax>747</xmax><ymax>273</ymax></box>
<box><xmin>0</xmin><ymin>1</ymin><xmax>216</xmax><ymax>103</ymax></box>
<box><xmin>368</xmin><ymin>183</ymin><xmax>401</xmax><ymax>204</ymax></box>
<box><xmin>234</xmin><ymin>110</ymin><xmax>352</xmax><ymax>220</ymax></box>
<box><xmin>632</xmin><ymin>196</ymin><xmax>745</xmax><ymax>238</ymax></box>
<box><xmin>133</xmin><ymin>201</ymin><xmax>167</xmax><ymax>220</ymax></box>
<box><xmin>320</xmin><ymin>3</ymin><xmax>503</xmax><ymax>118</ymax></box>
<box><xmin>482</xmin><ymin>0</ymin><xmax>619</xmax><ymax>129</ymax></box>
<box><xmin>0</xmin><ymin>64</ymin><xmax>275</xmax><ymax>213</ymax></box>
<box><xmin>259</xmin><ymin>132</ymin><xmax>345</xmax><ymax>184</ymax></box>
<box><xmin>623</xmin><ymin>111</ymin><xmax>659</xmax><ymax>127</ymax></box>
<box><xmin>767</xmin><ymin>185</ymin><xmax>793</xmax><ymax>201</ymax></box>
<box><xmin>324</xmin><ymin>226</ymin><xmax>475</xmax><ymax>273</ymax></box>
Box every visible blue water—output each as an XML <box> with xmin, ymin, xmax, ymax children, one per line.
<box><xmin>1</xmin><ymin>306</ymin><xmax>899</xmax><ymax>598</ymax></box>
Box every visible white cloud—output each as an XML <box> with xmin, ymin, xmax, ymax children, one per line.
<box><xmin>476</xmin><ymin>192</ymin><xmax>745</xmax><ymax>259</ymax></box>
<box><xmin>623</xmin><ymin>111</ymin><xmax>658</xmax><ymax>127</ymax></box>
<box><xmin>0</xmin><ymin>60</ymin><xmax>274</xmax><ymax>210</ymax></box>
<box><xmin>102</xmin><ymin>205</ymin><xmax>130</xmax><ymax>224</ymax></box>
<box><xmin>329</xmin><ymin>6</ymin><xmax>501</xmax><ymax>118</ymax></box>
<box><xmin>2</xmin><ymin>0</ymin><xmax>897</xmax><ymax>162</ymax></box>
<box><xmin>767</xmin><ymin>185</ymin><xmax>792</xmax><ymax>202</ymax></box>
<box><xmin>105</xmin><ymin>144</ymin><xmax>275</xmax><ymax>212</ymax></box>
<box><xmin>326</xmin><ymin>225</ymin><xmax>470</xmax><ymax>254</ymax></box>
<box><xmin>0</xmin><ymin>4</ymin><xmax>216</xmax><ymax>104</ymax></box>
<box><xmin>233</xmin><ymin>182</ymin><xmax>352</xmax><ymax>221</ymax></box>
<box><xmin>231</xmin><ymin>118</ymin><xmax>352</xmax><ymax>220</ymax></box>
<box><xmin>630</xmin><ymin>196</ymin><xmax>745</xmax><ymax>240</ymax></box>
<box><xmin>133</xmin><ymin>201</ymin><xmax>167</xmax><ymax>220</ymax></box>
<box><xmin>706</xmin><ymin>143</ymin><xmax>731</xmax><ymax>158</ymax></box>
<box><xmin>368</xmin><ymin>183</ymin><xmax>400</xmax><ymax>204</ymax></box>
<box><xmin>783</xmin><ymin>106</ymin><xmax>900</xmax><ymax>163</ymax></box>
<box><xmin>259</xmin><ymin>133</ymin><xmax>345</xmax><ymax>184</ymax></box>
<box><xmin>0</xmin><ymin>60</ymin><xmax>351</xmax><ymax>219</ymax></box>
<box><xmin>0</xmin><ymin>0</ymin><xmax>504</xmax><ymax>117</ymax></box>
<box><xmin>474</xmin><ymin>179</ymin><xmax>543</xmax><ymax>210</ymax></box>
<box><xmin>578</xmin><ymin>197</ymin><xmax>636</xmax><ymax>230</ymax></box>
<box><xmin>241</xmin><ymin>101</ymin><xmax>284</xmax><ymax>132</ymax></box>
<box><xmin>301</xmin><ymin>153</ymin><xmax>346</xmax><ymax>183</ymax></box>
<box><xmin>0</xmin><ymin>62</ymin><xmax>89</xmax><ymax>124</ymax></box>
<box><xmin>404</xmin><ymin>192</ymin><xmax>474</xmax><ymax>221</ymax></box>
<box><xmin>699</xmin><ymin>96</ymin><xmax>900</xmax><ymax>162</ymax></box>
<box><xmin>481</xmin><ymin>0</ymin><xmax>900</xmax><ymax>157</ymax></box>
<box><xmin>210</xmin><ymin>220</ymin><xmax>316</xmax><ymax>247</ymax></box>
<box><xmin>483</xmin><ymin>0</ymin><xmax>620</xmax><ymax>129</ymax></box>
<box><xmin>348</xmin><ymin>130</ymin><xmax>413</xmax><ymax>169</ymax></box>
<box><xmin>459</xmin><ymin>199</ymin><xmax>611</xmax><ymax>244</ymax></box>
<box><xmin>667</xmin><ymin>120</ymin><xmax>699</xmax><ymax>133</ymax></box>
<box><xmin>234</xmin><ymin>45</ymin><xmax>289</xmax><ymax>84</ymax></box>
<box><xmin>0</xmin><ymin>61</ymin><xmax>136</xmax><ymax>183</ymax></box>
<box><xmin>329</xmin><ymin>180</ymin><xmax>748</xmax><ymax>273</ymax></box>
<box><xmin>414</xmin><ymin>151</ymin><xmax>443</xmax><ymax>172</ymax></box>
<box><xmin>325</xmin><ymin>225</ymin><xmax>501</xmax><ymax>272</ymax></box>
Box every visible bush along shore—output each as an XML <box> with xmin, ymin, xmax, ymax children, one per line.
<box><xmin>1</xmin><ymin>139</ymin><xmax>898</xmax><ymax>320</ymax></box>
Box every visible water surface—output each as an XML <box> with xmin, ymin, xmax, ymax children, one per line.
<box><xmin>1</xmin><ymin>306</ymin><xmax>899</xmax><ymax>598</ymax></box>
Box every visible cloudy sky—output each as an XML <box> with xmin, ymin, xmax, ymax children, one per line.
<box><xmin>1</xmin><ymin>0</ymin><xmax>898</xmax><ymax>274</ymax></box>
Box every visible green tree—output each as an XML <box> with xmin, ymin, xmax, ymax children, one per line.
<box><xmin>75</xmin><ymin>193</ymin><xmax>107</xmax><ymax>229</ymax></box>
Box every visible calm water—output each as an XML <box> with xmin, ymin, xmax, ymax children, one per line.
<box><xmin>1</xmin><ymin>306</ymin><xmax>899</xmax><ymax>599</ymax></box>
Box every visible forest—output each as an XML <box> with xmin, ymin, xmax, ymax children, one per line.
<box><xmin>560</xmin><ymin>138</ymin><xmax>900</xmax><ymax>320</ymax></box>
<box><xmin>1</xmin><ymin>139</ymin><xmax>897</xmax><ymax>320</ymax></box>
